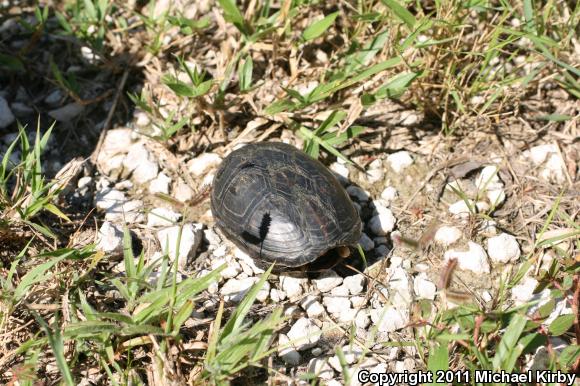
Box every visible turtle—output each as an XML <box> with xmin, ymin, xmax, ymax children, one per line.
<box><xmin>210</xmin><ymin>141</ymin><xmax>362</xmax><ymax>272</ymax></box>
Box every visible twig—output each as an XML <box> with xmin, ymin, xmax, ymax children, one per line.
<box><xmin>89</xmin><ymin>69</ymin><xmax>130</xmax><ymax>171</ymax></box>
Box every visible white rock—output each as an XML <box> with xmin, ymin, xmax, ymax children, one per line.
<box><xmin>511</xmin><ymin>277</ymin><xmax>538</xmax><ymax>305</ymax></box>
<box><xmin>234</xmin><ymin>247</ymin><xmax>264</xmax><ymax>274</ymax></box>
<box><xmin>330</xmin><ymin>162</ymin><xmax>349</xmax><ymax>183</ymax></box>
<box><xmin>366</xmin><ymin>168</ymin><xmax>384</xmax><ymax>184</ymax></box>
<box><xmin>308</xmin><ymin>358</ymin><xmax>334</xmax><ymax>380</ymax></box>
<box><xmin>443</xmin><ymin>242</ymin><xmax>490</xmax><ymax>273</ymax></box>
<box><xmin>482</xmin><ymin>291</ymin><xmax>493</xmax><ymax>302</ymax></box>
<box><xmin>330</xmin><ymin>285</ymin><xmax>349</xmax><ymax>296</ymax></box>
<box><xmin>323</xmin><ymin>296</ymin><xmax>349</xmax><ymax>315</ymax></box>
<box><xmin>270</xmin><ymin>289</ymin><xmax>286</xmax><ymax>302</ymax></box>
<box><xmin>278</xmin><ymin>334</ymin><xmax>301</xmax><ymax>365</ymax></box>
<box><xmin>0</xmin><ymin>96</ymin><xmax>15</xmax><ymax>128</ymax></box>
<box><xmin>220</xmin><ymin>277</ymin><xmax>258</xmax><ymax>303</ymax></box>
<box><xmin>96</xmin><ymin>221</ymin><xmax>124</xmax><ymax>254</ymax></box>
<box><xmin>448</xmin><ymin>200</ymin><xmax>489</xmax><ymax>216</ymax></box>
<box><xmin>387</xmin><ymin>151</ymin><xmax>413</xmax><ymax>173</ymax></box>
<box><xmin>486</xmin><ymin>188</ymin><xmax>506</xmax><ymax>206</ymax></box>
<box><xmin>77</xmin><ymin>176</ymin><xmax>92</xmax><ymax>189</ymax></box>
<box><xmin>388</xmin><ymin>267</ymin><xmax>412</xmax><ymax>307</ymax></box>
<box><xmin>434</xmin><ymin>226</ymin><xmax>462</xmax><ymax>246</ymax></box>
<box><xmin>359</xmin><ymin>233</ymin><xmax>375</xmax><ymax>252</ymax></box>
<box><xmin>149</xmin><ymin>172</ymin><xmax>171</xmax><ymax>194</ymax></box>
<box><xmin>212</xmin><ymin>245</ymin><xmax>227</xmax><ymax>258</ymax></box>
<box><xmin>524</xmin><ymin>144</ymin><xmax>567</xmax><ymax>183</ymax></box>
<box><xmin>338</xmin><ymin>308</ymin><xmax>358</xmax><ymax>323</ymax></box>
<box><xmin>211</xmin><ymin>258</ymin><xmax>242</xmax><ymax>279</ymax></box>
<box><xmin>351</xmin><ymin>296</ymin><xmax>366</xmax><ymax>308</ymax></box>
<box><xmin>487</xmin><ymin>233</ymin><xmax>520</xmax><ymax>263</ymax></box>
<box><xmin>203</xmin><ymin>228</ymin><xmax>222</xmax><ymax>246</ymax></box>
<box><xmin>96</xmin><ymin>188</ymin><xmax>126</xmax><ymax>211</ymax></box>
<box><xmin>326</xmin><ymin>380</ymin><xmax>342</xmax><ymax>386</ymax></box>
<box><xmin>173</xmin><ymin>181</ymin><xmax>194</xmax><ymax>202</ymax></box>
<box><xmin>476</xmin><ymin>165</ymin><xmax>502</xmax><ymax>189</ymax></box>
<box><xmin>370</xmin><ymin>307</ymin><xmax>408</xmax><ymax>332</ymax></box>
<box><xmin>300</xmin><ymin>295</ymin><xmax>325</xmax><ymax>318</ymax></box>
<box><xmin>525</xmin><ymin>143</ymin><xmax>558</xmax><ymax>165</ymax></box>
<box><xmin>346</xmin><ymin>186</ymin><xmax>370</xmax><ymax>202</ymax></box>
<box><xmin>48</xmin><ymin>102</ymin><xmax>84</xmax><ymax>122</ymax></box>
<box><xmin>256</xmin><ymin>280</ymin><xmax>270</xmax><ymax>302</ymax></box>
<box><xmin>187</xmin><ymin>153</ymin><xmax>221</xmax><ymax>176</ymax></box>
<box><xmin>314</xmin><ymin>270</ymin><xmax>343</xmax><ymax>292</ymax></box>
<box><xmin>413</xmin><ymin>273</ymin><xmax>437</xmax><ymax>300</ymax></box>
<box><xmin>369</xmin><ymin>206</ymin><xmax>396</xmax><ymax>236</ymax></box>
<box><xmin>11</xmin><ymin>102</ymin><xmax>33</xmax><ymax>116</ymax></box>
<box><xmin>344</xmin><ymin>274</ymin><xmax>365</xmax><ymax>295</ymax></box>
<box><xmin>279</xmin><ymin>276</ymin><xmax>306</xmax><ymax>301</ymax></box>
<box><xmin>147</xmin><ymin>207</ymin><xmax>181</xmax><ymax>227</ymax></box>
<box><xmin>355</xmin><ymin>310</ymin><xmax>370</xmax><ymax>329</ymax></box>
<box><xmin>380</xmin><ymin>186</ymin><xmax>398</xmax><ymax>204</ymax></box>
<box><xmin>156</xmin><ymin>223</ymin><xmax>203</xmax><ymax>270</ymax></box>
<box><xmin>123</xmin><ymin>143</ymin><xmax>158</xmax><ymax>184</ymax></box>
<box><xmin>287</xmin><ymin>318</ymin><xmax>321</xmax><ymax>351</ymax></box>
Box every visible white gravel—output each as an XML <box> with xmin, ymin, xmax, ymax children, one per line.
<box><xmin>220</xmin><ymin>277</ymin><xmax>258</xmax><ymax>303</ymax></box>
<box><xmin>147</xmin><ymin>207</ymin><xmax>181</xmax><ymax>227</ymax></box>
<box><xmin>300</xmin><ymin>295</ymin><xmax>325</xmax><ymax>318</ymax></box>
<box><xmin>149</xmin><ymin>172</ymin><xmax>171</xmax><ymax>194</ymax></box>
<box><xmin>443</xmin><ymin>241</ymin><xmax>490</xmax><ymax>273</ymax></box>
<box><xmin>344</xmin><ymin>274</ymin><xmax>365</xmax><ymax>295</ymax></box>
<box><xmin>279</xmin><ymin>276</ymin><xmax>307</xmax><ymax>301</ymax></box>
<box><xmin>487</xmin><ymin>233</ymin><xmax>521</xmax><ymax>263</ymax></box>
<box><xmin>96</xmin><ymin>221</ymin><xmax>124</xmax><ymax>254</ymax></box>
<box><xmin>387</xmin><ymin>151</ymin><xmax>413</xmax><ymax>173</ymax></box>
<box><xmin>369</xmin><ymin>204</ymin><xmax>396</xmax><ymax>235</ymax></box>
<box><xmin>187</xmin><ymin>152</ymin><xmax>221</xmax><ymax>176</ymax></box>
<box><xmin>286</xmin><ymin>317</ymin><xmax>321</xmax><ymax>351</ymax></box>
<box><xmin>380</xmin><ymin>186</ymin><xmax>398</xmax><ymax>204</ymax></box>
<box><xmin>314</xmin><ymin>270</ymin><xmax>343</xmax><ymax>292</ymax></box>
<box><xmin>370</xmin><ymin>307</ymin><xmax>408</xmax><ymax>332</ymax></box>
<box><xmin>123</xmin><ymin>143</ymin><xmax>159</xmax><ymax>184</ymax></box>
<box><xmin>434</xmin><ymin>226</ymin><xmax>462</xmax><ymax>246</ymax></box>
<box><xmin>156</xmin><ymin>223</ymin><xmax>203</xmax><ymax>270</ymax></box>
<box><xmin>308</xmin><ymin>358</ymin><xmax>334</xmax><ymax>380</ymax></box>
<box><xmin>413</xmin><ymin>273</ymin><xmax>437</xmax><ymax>300</ymax></box>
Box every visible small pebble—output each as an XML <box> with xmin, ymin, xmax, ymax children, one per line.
<box><xmin>443</xmin><ymin>241</ymin><xmax>490</xmax><ymax>273</ymax></box>
<box><xmin>220</xmin><ymin>277</ymin><xmax>258</xmax><ymax>303</ymax></box>
<box><xmin>314</xmin><ymin>270</ymin><xmax>343</xmax><ymax>292</ymax></box>
<box><xmin>380</xmin><ymin>186</ymin><xmax>398</xmax><ymax>203</ymax></box>
<box><xmin>287</xmin><ymin>318</ymin><xmax>321</xmax><ymax>351</ymax></box>
<box><xmin>434</xmin><ymin>226</ymin><xmax>462</xmax><ymax>246</ymax></box>
<box><xmin>387</xmin><ymin>151</ymin><xmax>413</xmax><ymax>173</ymax></box>
<box><xmin>487</xmin><ymin>233</ymin><xmax>521</xmax><ymax>263</ymax></box>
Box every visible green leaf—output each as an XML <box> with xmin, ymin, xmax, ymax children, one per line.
<box><xmin>220</xmin><ymin>265</ymin><xmax>273</xmax><ymax>340</ymax></box>
<box><xmin>559</xmin><ymin>345</ymin><xmax>580</xmax><ymax>368</ymax></box>
<box><xmin>548</xmin><ymin>314</ymin><xmax>575</xmax><ymax>336</ymax></box>
<box><xmin>44</xmin><ymin>203</ymin><xmax>71</xmax><ymax>222</ymax></box>
<box><xmin>14</xmin><ymin>254</ymin><xmax>67</xmax><ymax>301</ymax></box>
<box><xmin>238</xmin><ymin>56</ymin><xmax>253</xmax><ymax>92</ymax></box>
<box><xmin>492</xmin><ymin>314</ymin><xmax>527</xmax><ymax>371</ymax></box>
<box><xmin>264</xmin><ymin>98</ymin><xmax>297</xmax><ymax>115</ymax></box>
<box><xmin>302</xmin><ymin>12</ymin><xmax>339</xmax><ymax>41</ymax></box>
<box><xmin>33</xmin><ymin>313</ymin><xmax>75</xmax><ymax>386</ymax></box>
<box><xmin>426</xmin><ymin>343</ymin><xmax>448</xmax><ymax>385</ymax></box>
<box><xmin>375</xmin><ymin>71</ymin><xmax>419</xmax><ymax>99</ymax></box>
<box><xmin>217</xmin><ymin>0</ymin><xmax>248</xmax><ymax>35</ymax></box>
<box><xmin>381</xmin><ymin>0</ymin><xmax>416</xmax><ymax>29</ymax></box>
<box><xmin>536</xmin><ymin>113</ymin><xmax>572</xmax><ymax>122</ymax></box>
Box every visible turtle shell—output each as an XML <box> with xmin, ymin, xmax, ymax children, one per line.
<box><xmin>210</xmin><ymin>141</ymin><xmax>361</xmax><ymax>269</ymax></box>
